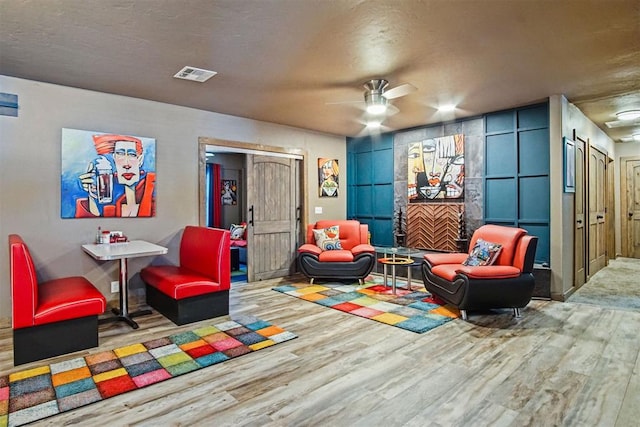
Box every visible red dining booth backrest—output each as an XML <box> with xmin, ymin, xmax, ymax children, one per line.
<box><xmin>180</xmin><ymin>225</ymin><xmax>231</xmax><ymax>290</ymax></box>
<box><xmin>9</xmin><ymin>234</ymin><xmax>39</xmax><ymax>329</ymax></box>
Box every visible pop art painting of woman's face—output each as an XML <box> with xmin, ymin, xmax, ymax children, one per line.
<box><xmin>61</xmin><ymin>128</ymin><xmax>157</xmax><ymax>218</ymax></box>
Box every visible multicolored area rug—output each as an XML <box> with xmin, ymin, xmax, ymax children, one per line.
<box><xmin>273</xmin><ymin>275</ymin><xmax>459</xmax><ymax>333</ymax></box>
<box><xmin>1</xmin><ymin>317</ymin><xmax>296</xmax><ymax>427</ymax></box>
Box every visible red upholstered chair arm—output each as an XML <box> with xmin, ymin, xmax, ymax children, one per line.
<box><xmin>351</xmin><ymin>243</ymin><xmax>375</xmax><ymax>255</ymax></box>
<box><xmin>298</xmin><ymin>244</ymin><xmax>322</xmax><ymax>256</ymax></box>
<box><xmin>424</xmin><ymin>253</ymin><xmax>468</xmax><ymax>266</ymax></box>
<box><xmin>455</xmin><ymin>265</ymin><xmax>521</xmax><ymax>279</ymax></box>
<box><xmin>359</xmin><ymin>224</ymin><xmax>369</xmax><ymax>244</ymax></box>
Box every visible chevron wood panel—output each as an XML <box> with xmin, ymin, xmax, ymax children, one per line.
<box><xmin>407</xmin><ymin>203</ymin><xmax>463</xmax><ymax>251</ymax></box>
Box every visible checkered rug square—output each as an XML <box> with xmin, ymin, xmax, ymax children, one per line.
<box><xmin>273</xmin><ymin>275</ymin><xmax>459</xmax><ymax>333</ymax></box>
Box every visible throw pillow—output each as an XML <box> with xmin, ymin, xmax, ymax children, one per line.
<box><xmin>230</xmin><ymin>223</ymin><xmax>246</xmax><ymax>240</ymax></box>
<box><xmin>462</xmin><ymin>238</ymin><xmax>502</xmax><ymax>266</ymax></box>
<box><xmin>312</xmin><ymin>225</ymin><xmax>343</xmax><ymax>251</ymax></box>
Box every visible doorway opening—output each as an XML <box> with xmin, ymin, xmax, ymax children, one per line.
<box><xmin>198</xmin><ymin>138</ymin><xmax>307</xmax><ymax>283</ymax></box>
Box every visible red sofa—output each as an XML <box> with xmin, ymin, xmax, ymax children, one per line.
<box><xmin>9</xmin><ymin>234</ymin><xmax>106</xmax><ymax>365</ymax></box>
<box><xmin>422</xmin><ymin>224</ymin><xmax>538</xmax><ymax>320</ymax></box>
<box><xmin>141</xmin><ymin>226</ymin><xmax>231</xmax><ymax>325</ymax></box>
<box><xmin>297</xmin><ymin>220</ymin><xmax>375</xmax><ymax>284</ymax></box>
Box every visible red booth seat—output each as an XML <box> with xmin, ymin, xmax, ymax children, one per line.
<box><xmin>141</xmin><ymin>226</ymin><xmax>231</xmax><ymax>325</ymax></box>
<box><xmin>9</xmin><ymin>234</ymin><xmax>106</xmax><ymax>365</ymax></box>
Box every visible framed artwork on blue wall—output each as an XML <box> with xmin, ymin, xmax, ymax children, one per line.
<box><xmin>563</xmin><ymin>137</ymin><xmax>575</xmax><ymax>193</ymax></box>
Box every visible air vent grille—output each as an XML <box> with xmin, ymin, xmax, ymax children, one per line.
<box><xmin>173</xmin><ymin>66</ymin><xmax>217</xmax><ymax>82</ymax></box>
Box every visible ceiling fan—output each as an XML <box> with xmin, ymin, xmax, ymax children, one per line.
<box><xmin>327</xmin><ymin>79</ymin><xmax>418</xmax><ymax>117</ymax></box>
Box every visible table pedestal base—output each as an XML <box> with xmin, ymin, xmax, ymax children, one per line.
<box><xmin>99</xmin><ymin>307</ymin><xmax>152</xmax><ymax>329</ymax></box>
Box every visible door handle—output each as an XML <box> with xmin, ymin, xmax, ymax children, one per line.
<box><xmin>577</xmin><ymin>219</ymin><xmax>582</xmax><ymax>224</ymax></box>
<box><xmin>630</xmin><ymin>212</ymin><xmax>634</xmax><ymax>218</ymax></box>
<box><xmin>597</xmin><ymin>215</ymin><xmax>604</xmax><ymax>219</ymax></box>
<box><xmin>248</xmin><ymin>205</ymin><xmax>254</xmax><ymax>226</ymax></box>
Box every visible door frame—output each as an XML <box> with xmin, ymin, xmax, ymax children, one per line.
<box><xmin>197</xmin><ymin>137</ymin><xmax>308</xmax><ymax>274</ymax></box>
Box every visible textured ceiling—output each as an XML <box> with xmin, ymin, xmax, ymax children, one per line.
<box><xmin>1</xmin><ymin>0</ymin><xmax>639</xmax><ymax>141</ymax></box>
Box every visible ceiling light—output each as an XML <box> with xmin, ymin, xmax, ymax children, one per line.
<box><xmin>365</xmin><ymin>91</ymin><xmax>388</xmax><ymax>115</ymax></box>
<box><xmin>438</xmin><ymin>104</ymin><xmax>456</xmax><ymax>113</ymax></box>
<box><xmin>616</xmin><ymin>110</ymin><xmax>640</xmax><ymax>121</ymax></box>
<box><xmin>634</xmin><ymin>133</ymin><xmax>640</xmax><ymax>142</ymax></box>
<box><xmin>366</xmin><ymin>120</ymin><xmax>381</xmax><ymax>129</ymax></box>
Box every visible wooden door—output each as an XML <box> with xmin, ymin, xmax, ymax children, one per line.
<box><xmin>622</xmin><ymin>157</ymin><xmax>640</xmax><ymax>258</ymax></box>
<box><xmin>246</xmin><ymin>155</ymin><xmax>298</xmax><ymax>281</ymax></box>
<box><xmin>574</xmin><ymin>137</ymin><xmax>586</xmax><ymax>288</ymax></box>
<box><xmin>588</xmin><ymin>146</ymin><xmax>607</xmax><ymax>276</ymax></box>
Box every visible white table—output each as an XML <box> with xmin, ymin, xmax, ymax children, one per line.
<box><xmin>82</xmin><ymin>240</ymin><xmax>168</xmax><ymax>329</ymax></box>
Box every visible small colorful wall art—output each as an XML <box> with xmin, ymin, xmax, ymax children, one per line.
<box><xmin>408</xmin><ymin>134</ymin><xmax>464</xmax><ymax>201</ymax></box>
<box><xmin>221</xmin><ymin>179</ymin><xmax>238</xmax><ymax>205</ymax></box>
<box><xmin>318</xmin><ymin>158</ymin><xmax>339</xmax><ymax>197</ymax></box>
<box><xmin>61</xmin><ymin>128</ymin><xmax>157</xmax><ymax>218</ymax></box>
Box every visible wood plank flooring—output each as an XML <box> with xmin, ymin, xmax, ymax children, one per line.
<box><xmin>1</xmin><ymin>273</ymin><xmax>639</xmax><ymax>426</ymax></box>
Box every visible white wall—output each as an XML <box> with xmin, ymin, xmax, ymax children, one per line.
<box><xmin>550</xmin><ymin>95</ymin><xmax>617</xmax><ymax>299</ymax></box>
<box><xmin>0</xmin><ymin>76</ymin><xmax>346</xmax><ymax>320</ymax></box>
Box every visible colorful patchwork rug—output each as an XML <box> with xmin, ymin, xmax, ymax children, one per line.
<box><xmin>273</xmin><ymin>275</ymin><xmax>459</xmax><ymax>333</ymax></box>
<box><xmin>1</xmin><ymin>317</ymin><xmax>296</xmax><ymax>427</ymax></box>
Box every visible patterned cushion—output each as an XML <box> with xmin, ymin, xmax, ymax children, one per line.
<box><xmin>312</xmin><ymin>225</ymin><xmax>343</xmax><ymax>251</ymax></box>
<box><xmin>230</xmin><ymin>223</ymin><xmax>246</xmax><ymax>240</ymax></box>
<box><xmin>463</xmin><ymin>238</ymin><xmax>502</xmax><ymax>266</ymax></box>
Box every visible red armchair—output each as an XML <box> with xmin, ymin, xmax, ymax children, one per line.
<box><xmin>141</xmin><ymin>226</ymin><xmax>230</xmax><ymax>325</ymax></box>
<box><xmin>9</xmin><ymin>234</ymin><xmax>107</xmax><ymax>365</ymax></box>
<box><xmin>297</xmin><ymin>220</ymin><xmax>375</xmax><ymax>284</ymax></box>
<box><xmin>422</xmin><ymin>224</ymin><xmax>538</xmax><ymax>320</ymax></box>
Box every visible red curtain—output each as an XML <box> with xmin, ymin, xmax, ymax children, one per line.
<box><xmin>209</xmin><ymin>163</ymin><xmax>222</xmax><ymax>228</ymax></box>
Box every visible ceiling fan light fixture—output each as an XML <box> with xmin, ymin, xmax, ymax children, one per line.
<box><xmin>366</xmin><ymin>120</ymin><xmax>381</xmax><ymax>129</ymax></box>
<box><xmin>633</xmin><ymin>133</ymin><xmax>640</xmax><ymax>142</ymax></box>
<box><xmin>365</xmin><ymin>91</ymin><xmax>388</xmax><ymax>115</ymax></box>
<box><xmin>616</xmin><ymin>110</ymin><xmax>640</xmax><ymax>121</ymax></box>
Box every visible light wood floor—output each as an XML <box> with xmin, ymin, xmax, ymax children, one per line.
<box><xmin>1</xmin><ymin>273</ymin><xmax>639</xmax><ymax>427</ymax></box>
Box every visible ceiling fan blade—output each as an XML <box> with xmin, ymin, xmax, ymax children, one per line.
<box><xmin>386</xmin><ymin>104</ymin><xmax>400</xmax><ymax>116</ymax></box>
<box><xmin>383</xmin><ymin>83</ymin><xmax>417</xmax><ymax>100</ymax></box>
<box><xmin>325</xmin><ymin>100</ymin><xmax>364</xmax><ymax>105</ymax></box>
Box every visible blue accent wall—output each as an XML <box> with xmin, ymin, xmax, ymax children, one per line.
<box><xmin>347</xmin><ymin>133</ymin><xmax>394</xmax><ymax>246</ymax></box>
<box><xmin>484</xmin><ymin>103</ymin><xmax>550</xmax><ymax>264</ymax></box>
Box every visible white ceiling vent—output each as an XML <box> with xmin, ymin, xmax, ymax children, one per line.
<box><xmin>173</xmin><ymin>66</ymin><xmax>217</xmax><ymax>83</ymax></box>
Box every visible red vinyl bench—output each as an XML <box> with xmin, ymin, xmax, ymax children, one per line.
<box><xmin>140</xmin><ymin>226</ymin><xmax>231</xmax><ymax>325</ymax></box>
<box><xmin>9</xmin><ymin>234</ymin><xmax>107</xmax><ymax>365</ymax></box>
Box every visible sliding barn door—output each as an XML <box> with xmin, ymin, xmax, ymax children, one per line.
<box><xmin>245</xmin><ymin>155</ymin><xmax>298</xmax><ymax>281</ymax></box>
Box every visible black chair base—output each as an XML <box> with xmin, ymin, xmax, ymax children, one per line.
<box><xmin>298</xmin><ymin>252</ymin><xmax>375</xmax><ymax>283</ymax></box>
<box><xmin>146</xmin><ymin>285</ymin><xmax>229</xmax><ymax>326</ymax></box>
<box><xmin>13</xmin><ymin>316</ymin><xmax>99</xmax><ymax>366</ymax></box>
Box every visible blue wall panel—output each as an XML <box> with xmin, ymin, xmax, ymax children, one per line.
<box><xmin>519</xmin><ymin>176</ymin><xmax>549</xmax><ymax>221</ymax></box>
<box><xmin>519</xmin><ymin>129</ymin><xmax>550</xmax><ymax>176</ymax></box>
<box><xmin>373</xmin><ymin>149</ymin><xmax>394</xmax><ymax>184</ymax></box>
<box><xmin>485</xmin><ymin>178</ymin><xmax>516</xmax><ymax>220</ymax></box>
<box><xmin>486</xmin><ymin>110</ymin><xmax>513</xmax><ymax>133</ymax></box>
<box><xmin>355</xmin><ymin>152</ymin><xmax>372</xmax><ymax>185</ymax></box>
<box><xmin>373</xmin><ymin>184</ymin><xmax>393</xmax><ymax>216</ymax></box>
<box><xmin>518</xmin><ymin>104</ymin><xmax>548</xmax><ymax>129</ymax></box>
<box><xmin>486</xmin><ymin>133</ymin><xmax>516</xmax><ymax>176</ymax></box>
